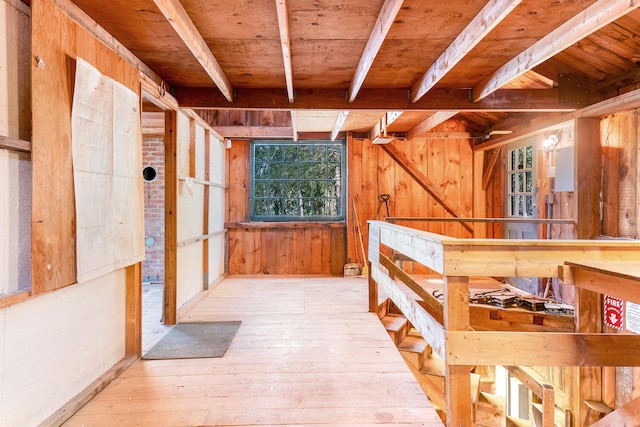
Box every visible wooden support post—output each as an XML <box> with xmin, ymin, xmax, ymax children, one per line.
<box><xmin>444</xmin><ymin>275</ymin><xmax>472</xmax><ymax>426</ymax></box>
<box><xmin>125</xmin><ymin>262</ymin><xmax>142</xmax><ymax>356</ymax></box>
<box><xmin>575</xmin><ymin>287</ymin><xmax>602</xmax><ymax>426</ymax></box>
<box><xmin>164</xmin><ymin>110</ymin><xmax>178</xmax><ymax>325</ymax></box>
<box><xmin>203</xmin><ymin>129</ymin><xmax>211</xmax><ymax>289</ymax></box>
<box><xmin>542</xmin><ymin>384</ymin><xmax>555</xmax><ymax>427</ymax></box>
<box><xmin>574</xmin><ymin>118</ymin><xmax>601</xmax><ymax>239</ymax></box>
<box><xmin>368</xmin><ymin>261</ymin><xmax>377</xmax><ymax>313</ymax></box>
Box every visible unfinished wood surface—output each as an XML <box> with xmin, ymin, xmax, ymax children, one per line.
<box><xmin>591</xmin><ymin>395</ymin><xmax>640</xmax><ymax>427</ymax></box>
<box><xmin>566</xmin><ymin>261</ymin><xmax>640</xmax><ymax>303</ymax></box>
<box><xmin>601</xmin><ymin>114</ymin><xmax>620</xmax><ymax>237</ymax></box>
<box><xmin>125</xmin><ymin>263</ymin><xmax>142</xmax><ymax>356</ymax></box>
<box><xmin>0</xmin><ymin>134</ymin><xmax>30</xmax><ymax>153</ymax></box>
<box><xmin>445</xmin><ymin>331</ymin><xmax>640</xmax><ymax>366</ymax></box>
<box><xmin>575</xmin><ymin>118</ymin><xmax>602</xmax><ymax>239</ymax></box>
<box><xmin>164</xmin><ymin>111</ymin><xmax>178</xmax><ymax>325</ymax></box>
<box><xmin>63</xmin><ymin>276</ymin><xmax>443</xmax><ymax>426</ymax></box>
<box><xmin>379</xmin><ymin>143</ymin><xmax>473</xmax><ymax>235</ymax></box>
<box><xmin>31</xmin><ymin>0</ymin><xmax>140</xmax><ymax>293</ymax></box>
<box><xmin>372</xmin><ymin>265</ymin><xmax>446</xmax><ymax>360</ymax></box>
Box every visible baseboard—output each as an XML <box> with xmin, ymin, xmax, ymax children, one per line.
<box><xmin>39</xmin><ymin>354</ymin><xmax>139</xmax><ymax>427</ymax></box>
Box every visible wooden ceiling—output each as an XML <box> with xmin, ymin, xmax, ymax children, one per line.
<box><xmin>70</xmin><ymin>0</ymin><xmax>640</xmax><ymax>140</ymax></box>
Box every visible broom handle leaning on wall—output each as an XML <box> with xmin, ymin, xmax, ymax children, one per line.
<box><xmin>352</xmin><ymin>199</ymin><xmax>368</xmax><ymax>265</ymax></box>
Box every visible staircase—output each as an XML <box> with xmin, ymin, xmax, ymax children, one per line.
<box><xmin>379</xmin><ymin>299</ymin><xmax>538</xmax><ymax>427</ymax></box>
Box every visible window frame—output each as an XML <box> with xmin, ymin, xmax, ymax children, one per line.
<box><xmin>249</xmin><ymin>139</ymin><xmax>347</xmax><ymax>222</ymax></box>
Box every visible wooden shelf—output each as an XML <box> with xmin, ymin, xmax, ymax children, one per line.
<box><xmin>225</xmin><ymin>221</ymin><xmax>346</xmax><ymax>229</ymax></box>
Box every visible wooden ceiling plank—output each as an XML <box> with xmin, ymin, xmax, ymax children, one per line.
<box><xmin>152</xmin><ymin>0</ymin><xmax>234</xmax><ymax>102</ymax></box>
<box><xmin>275</xmin><ymin>0</ymin><xmax>295</xmax><ymax>103</ymax></box>
<box><xmin>348</xmin><ymin>0</ymin><xmax>405</xmax><ymax>102</ymax></box>
<box><xmin>331</xmin><ymin>111</ymin><xmax>350</xmax><ymax>141</ymax></box>
<box><xmin>408</xmin><ymin>111</ymin><xmax>459</xmax><ymax>139</ymax></box>
<box><xmin>50</xmin><ymin>0</ymin><xmax>164</xmax><ymax>86</ymax></box>
<box><xmin>472</xmin><ymin>0</ymin><xmax>640</xmax><ymax>102</ymax></box>
<box><xmin>411</xmin><ymin>0</ymin><xmax>523</xmax><ymax>103</ymax></box>
<box><xmin>175</xmin><ymin>87</ymin><xmax>571</xmax><ymax>112</ymax></box>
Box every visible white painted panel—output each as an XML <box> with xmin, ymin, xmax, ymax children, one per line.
<box><xmin>209</xmin><ymin>187</ymin><xmax>225</xmax><ymax>230</ymax></box>
<box><xmin>2</xmin><ymin>270</ymin><xmax>126</xmax><ymax>426</ymax></box>
<box><xmin>209</xmin><ymin>135</ymin><xmax>225</xmax><ymax>186</ymax></box>
<box><xmin>177</xmin><ymin>243</ymin><xmax>203</xmax><ymax>309</ymax></box>
<box><xmin>0</xmin><ymin>308</ymin><xmax>5</xmax><ymax>423</ymax></box>
<box><xmin>195</xmin><ymin>123</ymin><xmax>205</xmax><ymax>180</ymax></box>
<box><xmin>0</xmin><ymin>149</ymin><xmax>31</xmax><ymax>295</ymax></box>
<box><xmin>177</xmin><ymin>181</ymin><xmax>204</xmax><ymax>242</ymax></box>
<box><xmin>176</xmin><ymin>111</ymin><xmax>190</xmax><ymax>177</ymax></box>
<box><xmin>208</xmin><ymin>234</ymin><xmax>225</xmax><ymax>280</ymax></box>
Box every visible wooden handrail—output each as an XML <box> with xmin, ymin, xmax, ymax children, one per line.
<box><xmin>386</xmin><ymin>216</ymin><xmax>575</xmax><ymax>225</ymax></box>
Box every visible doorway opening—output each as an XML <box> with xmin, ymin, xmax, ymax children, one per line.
<box><xmin>141</xmin><ymin>105</ymin><xmax>171</xmax><ymax>351</ymax></box>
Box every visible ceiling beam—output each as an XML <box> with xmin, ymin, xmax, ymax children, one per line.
<box><xmin>370</xmin><ymin>111</ymin><xmax>404</xmax><ymax>140</ymax></box>
<box><xmin>331</xmin><ymin>111</ymin><xmax>350</xmax><ymax>141</ymax></box>
<box><xmin>472</xmin><ymin>0</ymin><xmax>640</xmax><ymax>102</ymax></box>
<box><xmin>152</xmin><ymin>0</ymin><xmax>234</xmax><ymax>102</ymax></box>
<box><xmin>348</xmin><ymin>0</ymin><xmax>405</xmax><ymax>102</ymax></box>
<box><xmin>212</xmin><ymin>126</ymin><xmax>295</xmax><ymax>138</ymax></box>
<box><xmin>275</xmin><ymin>0</ymin><xmax>295</xmax><ymax>103</ymax></box>
<box><xmin>175</xmin><ymin>87</ymin><xmax>571</xmax><ymax>112</ymax></box>
<box><xmin>408</xmin><ymin>111</ymin><xmax>459</xmax><ymax>139</ymax></box>
<box><xmin>411</xmin><ymin>0</ymin><xmax>522</xmax><ymax>103</ymax></box>
<box><xmin>475</xmin><ymin>86</ymin><xmax>640</xmax><ymax>151</ymax></box>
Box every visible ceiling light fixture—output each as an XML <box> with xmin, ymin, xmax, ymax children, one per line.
<box><xmin>542</xmin><ymin>133</ymin><xmax>560</xmax><ymax>153</ymax></box>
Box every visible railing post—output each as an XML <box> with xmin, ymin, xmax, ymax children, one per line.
<box><xmin>445</xmin><ymin>275</ymin><xmax>472</xmax><ymax>427</ymax></box>
<box><xmin>368</xmin><ymin>261</ymin><xmax>377</xmax><ymax>313</ymax></box>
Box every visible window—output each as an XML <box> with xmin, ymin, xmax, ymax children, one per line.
<box><xmin>250</xmin><ymin>140</ymin><xmax>345</xmax><ymax>221</ymax></box>
<box><xmin>507</xmin><ymin>144</ymin><xmax>534</xmax><ymax>217</ymax></box>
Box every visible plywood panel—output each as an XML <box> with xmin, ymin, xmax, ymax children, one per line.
<box><xmin>31</xmin><ymin>0</ymin><xmax>141</xmax><ymax>293</ymax></box>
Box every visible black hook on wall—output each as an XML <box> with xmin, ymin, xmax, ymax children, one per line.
<box><xmin>379</xmin><ymin>194</ymin><xmax>390</xmax><ymax>217</ymax></box>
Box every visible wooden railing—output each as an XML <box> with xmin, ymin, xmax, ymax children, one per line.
<box><xmin>367</xmin><ymin>220</ymin><xmax>640</xmax><ymax>426</ymax></box>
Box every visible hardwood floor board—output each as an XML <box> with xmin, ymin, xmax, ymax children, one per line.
<box><xmin>63</xmin><ymin>411</ymin><xmax>210</xmax><ymax>427</ymax></box>
<box><xmin>98</xmin><ymin>371</ymin><xmax>423</xmax><ymax>389</ymax></box>
<box><xmin>91</xmin><ymin>381</ymin><xmax>428</xmax><ymax>402</ymax></box>
<box><xmin>202</xmin><ymin>407</ymin><xmax>443</xmax><ymax>425</ymax></box>
<box><xmin>64</xmin><ymin>276</ymin><xmax>443</xmax><ymax>426</ymax></box>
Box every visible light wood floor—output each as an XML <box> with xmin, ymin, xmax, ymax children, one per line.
<box><xmin>63</xmin><ymin>276</ymin><xmax>444</xmax><ymax>426</ymax></box>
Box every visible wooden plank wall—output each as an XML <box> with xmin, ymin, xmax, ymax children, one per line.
<box><xmin>600</xmin><ymin>109</ymin><xmax>640</xmax><ymax>412</ymax></box>
<box><xmin>225</xmin><ymin>139</ymin><xmax>346</xmax><ymax>275</ymax></box>
<box><xmin>355</xmin><ymin>120</ymin><xmax>476</xmax><ymax>273</ymax></box>
<box><xmin>31</xmin><ymin>0</ymin><xmax>139</xmax><ymax>293</ymax></box>
<box><xmin>224</xmin><ymin>119</ymin><xmax>475</xmax><ymax>275</ymax></box>
<box><xmin>602</xmin><ymin>110</ymin><xmax>639</xmax><ymax>239</ymax></box>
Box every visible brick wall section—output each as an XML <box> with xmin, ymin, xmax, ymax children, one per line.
<box><xmin>142</xmin><ymin>136</ymin><xmax>165</xmax><ymax>283</ymax></box>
